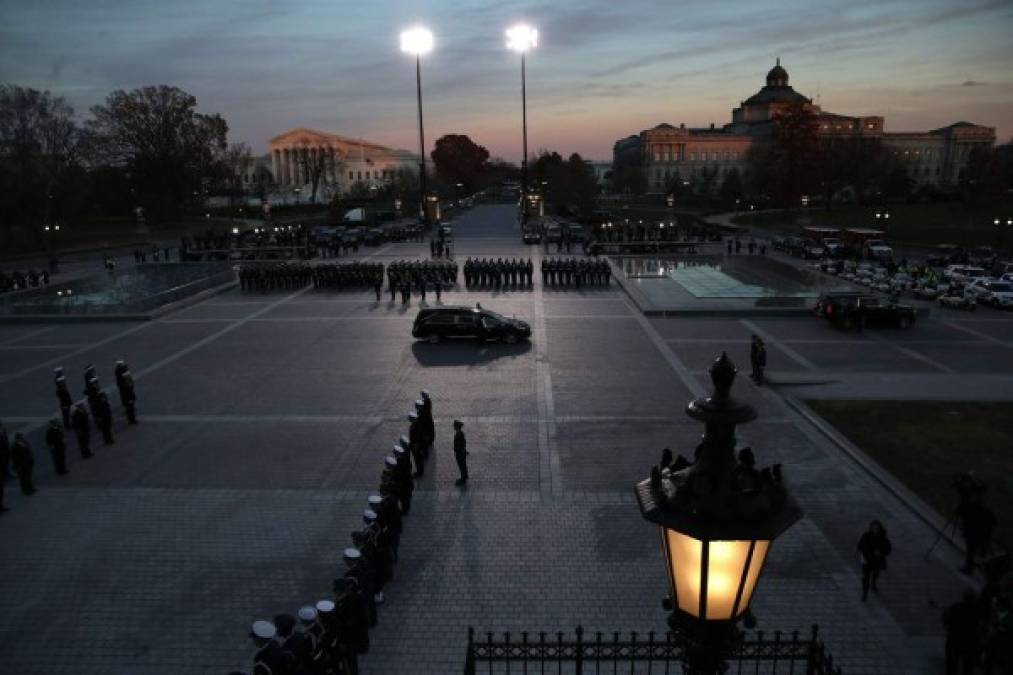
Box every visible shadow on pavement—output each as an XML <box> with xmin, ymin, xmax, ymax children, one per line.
<box><xmin>410</xmin><ymin>340</ymin><xmax>532</xmax><ymax>367</ymax></box>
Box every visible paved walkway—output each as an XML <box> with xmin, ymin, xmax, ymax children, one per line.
<box><xmin>0</xmin><ymin>204</ymin><xmax>1003</xmax><ymax>674</ymax></box>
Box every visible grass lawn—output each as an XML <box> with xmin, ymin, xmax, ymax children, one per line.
<box><xmin>732</xmin><ymin>202</ymin><xmax>1012</xmax><ymax>249</ymax></box>
<box><xmin>804</xmin><ymin>399</ymin><xmax>1013</xmax><ymax>550</ymax></box>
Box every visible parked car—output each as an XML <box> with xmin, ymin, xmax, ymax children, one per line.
<box><xmin>863</xmin><ymin>239</ymin><xmax>894</xmax><ymax>261</ymax></box>
<box><xmin>412</xmin><ymin>305</ymin><xmax>531</xmax><ymax>343</ymax></box>
<box><xmin>913</xmin><ymin>283</ymin><xmax>946</xmax><ymax>300</ymax></box>
<box><xmin>822</xmin><ymin>237</ymin><xmax>845</xmax><ymax>257</ymax></box>
<box><xmin>964</xmin><ymin>278</ymin><xmax>1013</xmax><ymax>308</ymax></box>
<box><xmin>440</xmin><ymin>224</ymin><xmax>454</xmax><ymax>237</ymax></box>
<box><xmin>815</xmin><ymin>292</ymin><xmax>916</xmax><ymax>329</ymax></box>
<box><xmin>938</xmin><ymin>294</ymin><xmax>977</xmax><ymax>311</ymax></box>
<box><xmin>545</xmin><ymin>225</ymin><xmax>562</xmax><ymax>243</ymax></box>
<box><xmin>522</xmin><ymin>228</ymin><xmax>542</xmax><ymax>244</ymax></box>
<box><xmin>943</xmin><ymin>265</ymin><xmax>988</xmax><ymax>284</ymax></box>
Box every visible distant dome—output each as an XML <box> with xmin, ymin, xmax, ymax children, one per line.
<box><xmin>766</xmin><ymin>58</ymin><xmax>788</xmax><ymax>87</ymax></box>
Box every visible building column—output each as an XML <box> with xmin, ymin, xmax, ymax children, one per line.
<box><xmin>271</xmin><ymin>150</ymin><xmax>280</xmax><ymax>185</ymax></box>
<box><xmin>282</xmin><ymin>149</ymin><xmax>290</xmax><ymax>185</ymax></box>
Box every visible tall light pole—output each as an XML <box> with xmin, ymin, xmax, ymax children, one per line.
<box><xmin>507</xmin><ymin>24</ymin><xmax>537</xmax><ymax>223</ymax></box>
<box><xmin>400</xmin><ymin>26</ymin><xmax>434</xmax><ymax>227</ymax></box>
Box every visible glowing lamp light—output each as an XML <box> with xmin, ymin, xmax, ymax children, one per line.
<box><xmin>232</xmin><ymin>227</ymin><xmax>239</xmax><ymax>235</ymax></box>
<box><xmin>661</xmin><ymin>531</ymin><xmax>771</xmax><ymax>620</ymax></box>
<box><xmin>400</xmin><ymin>26</ymin><xmax>434</xmax><ymax>55</ymax></box>
<box><xmin>506</xmin><ymin>24</ymin><xmax>538</xmax><ymax>52</ymax></box>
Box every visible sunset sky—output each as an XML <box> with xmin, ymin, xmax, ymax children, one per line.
<box><xmin>2</xmin><ymin>0</ymin><xmax>1011</xmax><ymax>161</ymax></box>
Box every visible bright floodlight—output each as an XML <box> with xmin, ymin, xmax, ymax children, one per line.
<box><xmin>400</xmin><ymin>26</ymin><xmax>434</xmax><ymax>55</ymax></box>
<box><xmin>506</xmin><ymin>24</ymin><xmax>538</xmax><ymax>52</ymax></box>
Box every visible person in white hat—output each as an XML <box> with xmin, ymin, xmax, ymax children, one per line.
<box><xmin>250</xmin><ymin>619</ymin><xmax>286</xmax><ymax>673</ymax></box>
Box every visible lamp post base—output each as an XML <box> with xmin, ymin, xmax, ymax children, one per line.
<box><xmin>666</xmin><ymin>610</ymin><xmax>743</xmax><ymax>675</ymax></box>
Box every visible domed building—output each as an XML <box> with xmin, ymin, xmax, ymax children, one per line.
<box><xmin>614</xmin><ymin>60</ymin><xmax>995</xmax><ymax>194</ymax></box>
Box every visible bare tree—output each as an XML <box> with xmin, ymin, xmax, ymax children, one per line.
<box><xmin>295</xmin><ymin>142</ymin><xmax>342</xmax><ymax>204</ymax></box>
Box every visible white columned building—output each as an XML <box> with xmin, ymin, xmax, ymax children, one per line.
<box><xmin>264</xmin><ymin>127</ymin><xmax>421</xmax><ymax>200</ymax></box>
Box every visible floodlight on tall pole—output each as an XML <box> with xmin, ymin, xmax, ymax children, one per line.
<box><xmin>400</xmin><ymin>26</ymin><xmax>434</xmax><ymax>226</ymax></box>
<box><xmin>507</xmin><ymin>24</ymin><xmax>537</xmax><ymax>223</ymax></box>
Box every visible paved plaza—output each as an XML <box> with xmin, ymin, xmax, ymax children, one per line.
<box><xmin>1</xmin><ymin>205</ymin><xmax>1012</xmax><ymax>674</ymax></box>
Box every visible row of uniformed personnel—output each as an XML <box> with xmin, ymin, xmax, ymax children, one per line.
<box><xmin>463</xmin><ymin>258</ymin><xmax>533</xmax><ymax>289</ymax></box>
<box><xmin>311</xmin><ymin>262</ymin><xmax>384</xmax><ymax>290</ymax></box>
<box><xmin>540</xmin><ymin>257</ymin><xmax>611</xmax><ymax>287</ymax></box>
<box><xmin>387</xmin><ymin>260</ymin><xmax>457</xmax><ymax>288</ymax></box>
<box><xmin>239</xmin><ymin>263</ymin><xmax>314</xmax><ymax>291</ymax></box>
<box><xmin>244</xmin><ymin>392</ymin><xmax>435</xmax><ymax>675</ymax></box>
<box><xmin>0</xmin><ymin>361</ymin><xmax>138</xmax><ymax>514</ymax></box>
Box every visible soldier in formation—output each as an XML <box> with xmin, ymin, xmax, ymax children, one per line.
<box><xmin>540</xmin><ymin>257</ymin><xmax>611</xmax><ymax>288</ymax></box>
<box><xmin>114</xmin><ymin>360</ymin><xmax>138</xmax><ymax>424</ymax></box>
<box><xmin>311</xmin><ymin>262</ymin><xmax>384</xmax><ymax>291</ymax></box>
<box><xmin>463</xmin><ymin>257</ymin><xmax>534</xmax><ymax>289</ymax></box>
<box><xmin>55</xmin><ymin>368</ymin><xmax>73</xmax><ymax>427</ymax></box>
<box><xmin>72</xmin><ymin>403</ymin><xmax>93</xmax><ymax>459</ymax></box>
<box><xmin>45</xmin><ymin>419</ymin><xmax>68</xmax><ymax>475</ymax></box>
<box><xmin>386</xmin><ymin>260</ymin><xmax>456</xmax><ymax>304</ymax></box>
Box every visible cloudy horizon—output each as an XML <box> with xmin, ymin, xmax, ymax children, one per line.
<box><xmin>1</xmin><ymin>0</ymin><xmax>1011</xmax><ymax>161</ymax></box>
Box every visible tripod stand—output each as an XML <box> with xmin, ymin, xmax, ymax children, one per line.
<box><xmin>924</xmin><ymin>511</ymin><xmax>960</xmax><ymax>560</ymax></box>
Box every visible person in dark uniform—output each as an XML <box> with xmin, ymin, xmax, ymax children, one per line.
<box><xmin>453</xmin><ymin>420</ymin><xmax>468</xmax><ymax>486</ymax></box>
<box><xmin>71</xmin><ymin>403</ymin><xmax>93</xmax><ymax>459</ymax></box>
<box><xmin>957</xmin><ymin>496</ymin><xmax>996</xmax><ymax>575</ymax></box>
<box><xmin>96</xmin><ymin>391</ymin><xmax>114</xmax><ymax>444</ymax></box>
<box><xmin>342</xmin><ymin>547</ymin><xmax>377</xmax><ymax>627</ymax></box>
<box><xmin>408</xmin><ymin>411</ymin><xmax>424</xmax><ymax>477</ymax></box>
<box><xmin>45</xmin><ymin>419</ymin><xmax>69</xmax><ymax>475</ymax></box>
<box><xmin>275</xmin><ymin>612</ymin><xmax>313</xmax><ymax>673</ymax></box>
<box><xmin>11</xmin><ymin>432</ymin><xmax>36</xmax><ymax>495</ymax></box>
<box><xmin>749</xmin><ymin>335</ymin><xmax>766</xmax><ymax>385</ymax></box>
<box><xmin>419</xmin><ymin>390</ymin><xmax>434</xmax><ymax>459</ymax></box>
<box><xmin>250</xmin><ymin>619</ymin><xmax>289</xmax><ymax>675</ymax></box>
<box><xmin>115</xmin><ymin>361</ymin><xmax>138</xmax><ymax>424</ymax></box>
<box><xmin>55</xmin><ymin>371</ymin><xmax>73</xmax><ymax>427</ymax></box>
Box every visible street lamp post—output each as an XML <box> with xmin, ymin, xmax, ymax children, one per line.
<box><xmin>635</xmin><ymin>353</ymin><xmax>802</xmax><ymax>674</ymax></box>
<box><xmin>400</xmin><ymin>26</ymin><xmax>434</xmax><ymax>228</ymax></box>
<box><xmin>507</xmin><ymin>24</ymin><xmax>538</xmax><ymax>224</ymax></box>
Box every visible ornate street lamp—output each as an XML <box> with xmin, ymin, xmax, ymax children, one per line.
<box><xmin>635</xmin><ymin>353</ymin><xmax>802</xmax><ymax>674</ymax></box>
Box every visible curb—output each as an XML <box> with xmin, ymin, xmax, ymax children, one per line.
<box><xmin>783</xmin><ymin>395</ymin><xmax>965</xmax><ymax>556</ymax></box>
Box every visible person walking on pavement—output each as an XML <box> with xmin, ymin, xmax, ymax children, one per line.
<box><xmin>453</xmin><ymin>420</ymin><xmax>469</xmax><ymax>486</ymax></box>
<box><xmin>11</xmin><ymin>433</ymin><xmax>36</xmax><ymax>495</ymax></box>
<box><xmin>45</xmin><ymin>419</ymin><xmax>69</xmax><ymax>475</ymax></box>
<box><xmin>72</xmin><ymin>403</ymin><xmax>93</xmax><ymax>459</ymax></box>
<box><xmin>857</xmin><ymin>520</ymin><xmax>892</xmax><ymax>601</ymax></box>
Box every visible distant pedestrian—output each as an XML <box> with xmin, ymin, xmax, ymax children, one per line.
<box><xmin>45</xmin><ymin>419</ymin><xmax>68</xmax><ymax>475</ymax></box>
<box><xmin>11</xmin><ymin>433</ymin><xmax>36</xmax><ymax>495</ymax></box>
<box><xmin>856</xmin><ymin>520</ymin><xmax>892</xmax><ymax>601</ymax></box>
<box><xmin>453</xmin><ymin>420</ymin><xmax>468</xmax><ymax>486</ymax></box>
<box><xmin>735</xmin><ymin>239</ymin><xmax>742</xmax><ymax>254</ymax></box>
<box><xmin>726</xmin><ymin>239</ymin><xmax>733</xmax><ymax>255</ymax></box>
<box><xmin>434</xmin><ymin>280</ymin><xmax>442</xmax><ymax>302</ymax></box>
<box><xmin>749</xmin><ymin>335</ymin><xmax>767</xmax><ymax>385</ymax></box>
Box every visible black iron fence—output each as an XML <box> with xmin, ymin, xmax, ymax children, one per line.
<box><xmin>464</xmin><ymin>624</ymin><xmax>842</xmax><ymax>675</ymax></box>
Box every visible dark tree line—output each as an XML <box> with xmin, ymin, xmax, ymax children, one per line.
<box><xmin>1</xmin><ymin>83</ymin><xmax>237</xmax><ymax>247</ymax></box>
